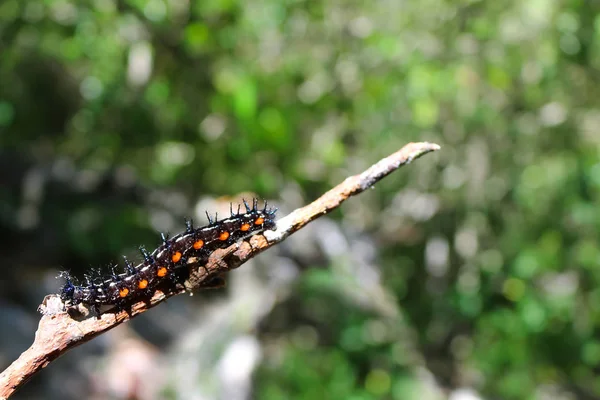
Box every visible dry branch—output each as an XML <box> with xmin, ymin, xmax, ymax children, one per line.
<box><xmin>0</xmin><ymin>141</ymin><xmax>440</xmax><ymax>399</ymax></box>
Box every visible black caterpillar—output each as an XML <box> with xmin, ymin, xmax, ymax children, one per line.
<box><xmin>59</xmin><ymin>199</ymin><xmax>277</xmax><ymax>316</ymax></box>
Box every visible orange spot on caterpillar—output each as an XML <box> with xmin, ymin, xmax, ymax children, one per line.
<box><xmin>172</xmin><ymin>251</ymin><xmax>182</xmax><ymax>263</ymax></box>
<box><xmin>157</xmin><ymin>267</ymin><xmax>168</xmax><ymax>277</ymax></box>
<box><xmin>254</xmin><ymin>217</ymin><xmax>265</xmax><ymax>225</ymax></box>
<box><xmin>193</xmin><ymin>239</ymin><xmax>204</xmax><ymax>250</ymax></box>
<box><xmin>240</xmin><ymin>223</ymin><xmax>251</xmax><ymax>231</ymax></box>
<box><xmin>219</xmin><ymin>231</ymin><xmax>230</xmax><ymax>241</ymax></box>
<box><xmin>138</xmin><ymin>279</ymin><xmax>148</xmax><ymax>289</ymax></box>
<box><xmin>119</xmin><ymin>287</ymin><xmax>129</xmax><ymax>298</ymax></box>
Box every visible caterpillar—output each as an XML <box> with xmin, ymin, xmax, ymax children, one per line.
<box><xmin>59</xmin><ymin>198</ymin><xmax>277</xmax><ymax>316</ymax></box>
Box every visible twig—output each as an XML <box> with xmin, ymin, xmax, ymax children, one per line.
<box><xmin>0</xmin><ymin>141</ymin><xmax>440</xmax><ymax>399</ymax></box>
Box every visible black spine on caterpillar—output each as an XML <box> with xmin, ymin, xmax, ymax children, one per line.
<box><xmin>58</xmin><ymin>199</ymin><xmax>277</xmax><ymax>316</ymax></box>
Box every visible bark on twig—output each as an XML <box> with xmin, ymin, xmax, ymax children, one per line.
<box><xmin>0</xmin><ymin>141</ymin><xmax>440</xmax><ymax>399</ymax></box>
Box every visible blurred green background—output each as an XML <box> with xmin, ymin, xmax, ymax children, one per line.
<box><xmin>1</xmin><ymin>0</ymin><xmax>599</xmax><ymax>399</ymax></box>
